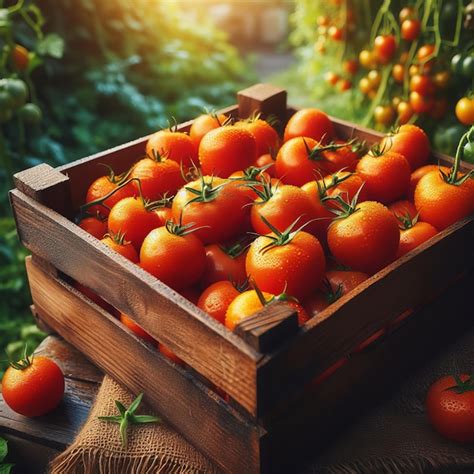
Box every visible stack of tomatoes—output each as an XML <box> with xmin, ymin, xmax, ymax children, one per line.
<box><xmin>77</xmin><ymin>108</ymin><xmax>474</xmax><ymax>365</ymax></box>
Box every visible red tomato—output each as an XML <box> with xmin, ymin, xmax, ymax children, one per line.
<box><xmin>388</xmin><ymin>200</ymin><xmax>417</xmax><ymax>220</ymax></box>
<box><xmin>199</xmin><ymin>126</ymin><xmax>256</xmax><ymax>178</ymax></box>
<box><xmin>101</xmin><ymin>232</ymin><xmax>139</xmax><ymax>263</ymax></box>
<box><xmin>338</xmin><ymin>79</ymin><xmax>352</xmax><ymax>92</ymax></box>
<box><xmin>374</xmin><ymin>35</ymin><xmax>397</xmax><ymax>64</ymax></box>
<box><xmin>327</xmin><ymin>201</ymin><xmax>400</xmax><ymax>274</ymax></box>
<box><xmin>130</xmin><ymin>155</ymin><xmax>184</xmax><ymax>201</ymax></box>
<box><xmin>235</xmin><ymin>118</ymin><xmax>280</xmax><ymax>157</ymax></box>
<box><xmin>408</xmin><ymin>165</ymin><xmax>448</xmax><ymax>200</ymax></box>
<box><xmin>328</xmin><ymin>26</ymin><xmax>344</xmax><ymax>41</ymax></box>
<box><xmin>401</xmin><ymin>19</ymin><xmax>421</xmax><ymax>41</ymax></box>
<box><xmin>320</xmin><ymin>172</ymin><xmax>368</xmax><ymax>207</ymax></box>
<box><xmin>356</xmin><ymin>149</ymin><xmax>411</xmax><ymax>204</ymax></box>
<box><xmin>409</xmin><ymin>91</ymin><xmax>434</xmax><ymax>114</ymax></box>
<box><xmin>108</xmin><ymin>197</ymin><xmax>163</xmax><ymax>251</ymax></box>
<box><xmin>120</xmin><ymin>313</ymin><xmax>156</xmax><ymax>344</ymax></box>
<box><xmin>343</xmin><ymin>59</ymin><xmax>359</xmax><ymax>75</ymax></box>
<box><xmin>396</xmin><ymin>221</ymin><xmax>438</xmax><ymax>257</ymax></box>
<box><xmin>410</xmin><ymin>74</ymin><xmax>435</xmax><ymax>96</ymax></box>
<box><xmin>198</xmin><ymin>280</ymin><xmax>241</xmax><ymax>324</ymax></box>
<box><xmin>2</xmin><ymin>354</ymin><xmax>64</xmax><ymax>417</ymax></box>
<box><xmin>381</xmin><ymin>125</ymin><xmax>431</xmax><ymax>171</ymax></box>
<box><xmin>146</xmin><ymin>130</ymin><xmax>197</xmax><ymax>169</ymax></box>
<box><xmin>414</xmin><ymin>170</ymin><xmax>474</xmax><ymax>230</ymax></box>
<box><xmin>225</xmin><ymin>289</ymin><xmax>272</xmax><ymax>330</ymax></box>
<box><xmin>189</xmin><ymin>113</ymin><xmax>228</xmax><ymax>148</ymax></box>
<box><xmin>11</xmin><ymin>44</ymin><xmax>29</xmax><ymax>71</ymax></box>
<box><xmin>417</xmin><ymin>44</ymin><xmax>435</xmax><ymax>64</ymax></box>
<box><xmin>325</xmin><ymin>71</ymin><xmax>340</xmax><ymax>86</ymax></box>
<box><xmin>326</xmin><ymin>270</ymin><xmax>368</xmax><ymax>294</ymax></box>
<box><xmin>201</xmin><ymin>242</ymin><xmax>247</xmax><ymax>287</ymax></box>
<box><xmin>172</xmin><ymin>177</ymin><xmax>248</xmax><ymax>244</ymax></box>
<box><xmin>78</xmin><ymin>216</ymin><xmax>107</xmax><ymax>239</ymax></box>
<box><xmin>284</xmin><ymin>108</ymin><xmax>335</xmax><ymax>143</ymax></box>
<box><xmin>255</xmin><ymin>153</ymin><xmax>276</xmax><ymax>177</ymax></box>
<box><xmin>246</xmin><ymin>229</ymin><xmax>325</xmax><ymax>300</ymax></box>
<box><xmin>140</xmin><ymin>221</ymin><xmax>206</xmax><ymax>290</ymax></box>
<box><xmin>426</xmin><ymin>375</ymin><xmax>474</xmax><ymax>443</ymax></box>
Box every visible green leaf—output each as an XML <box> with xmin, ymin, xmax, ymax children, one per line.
<box><xmin>131</xmin><ymin>415</ymin><xmax>161</xmax><ymax>424</ymax></box>
<box><xmin>0</xmin><ymin>438</ymin><xmax>7</xmax><ymax>463</ymax></box>
<box><xmin>37</xmin><ymin>34</ymin><xmax>64</xmax><ymax>58</ymax></box>
<box><xmin>128</xmin><ymin>393</ymin><xmax>143</xmax><ymax>414</ymax></box>
<box><xmin>0</xmin><ymin>463</ymin><xmax>13</xmax><ymax>474</ymax></box>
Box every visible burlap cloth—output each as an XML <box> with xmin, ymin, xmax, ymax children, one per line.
<box><xmin>51</xmin><ymin>328</ymin><xmax>474</xmax><ymax>474</ymax></box>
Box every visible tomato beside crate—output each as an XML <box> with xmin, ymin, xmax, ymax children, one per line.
<box><xmin>9</xmin><ymin>84</ymin><xmax>474</xmax><ymax>473</ymax></box>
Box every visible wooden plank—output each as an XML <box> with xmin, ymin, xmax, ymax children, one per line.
<box><xmin>259</xmin><ymin>271</ymin><xmax>474</xmax><ymax>473</ymax></box>
<box><xmin>12</xmin><ymin>163</ymin><xmax>73</xmax><ymax>218</ymax></box>
<box><xmin>11</xmin><ymin>191</ymin><xmax>261</xmax><ymax>416</ymax></box>
<box><xmin>25</xmin><ymin>256</ymin><xmax>264</xmax><ymax>473</ymax></box>
<box><xmin>58</xmin><ymin>105</ymin><xmax>239</xmax><ymax>211</ymax></box>
<box><xmin>238</xmin><ymin>84</ymin><xmax>287</xmax><ymax>120</ymax></box>
<box><xmin>234</xmin><ymin>302</ymin><xmax>298</xmax><ymax>353</ymax></box>
<box><xmin>255</xmin><ymin>216</ymin><xmax>474</xmax><ymax>414</ymax></box>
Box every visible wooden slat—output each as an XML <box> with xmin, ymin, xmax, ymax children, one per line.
<box><xmin>234</xmin><ymin>302</ymin><xmax>298</xmax><ymax>353</ymax></box>
<box><xmin>25</xmin><ymin>256</ymin><xmax>263</xmax><ymax>473</ymax></box>
<box><xmin>238</xmin><ymin>84</ymin><xmax>287</xmax><ymax>120</ymax></box>
<box><xmin>255</xmin><ymin>216</ymin><xmax>474</xmax><ymax>413</ymax></box>
<box><xmin>11</xmin><ymin>190</ymin><xmax>261</xmax><ymax>416</ymax></box>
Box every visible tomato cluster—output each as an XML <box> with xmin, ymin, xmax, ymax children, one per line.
<box><xmin>76</xmin><ymin>110</ymin><xmax>474</xmax><ymax>372</ymax></box>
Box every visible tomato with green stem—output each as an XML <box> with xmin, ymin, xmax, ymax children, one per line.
<box><xmin>455</xmin><ymin>98</ymin><xmax>474</xmax><ymax>126</ymax></box>
<box><xmin>140</xmin><ymin>219</ymin><xmax>206</xmax><ymax>290</ymax></box>
<box><xmin>255</xmin><ymin>153</ymin><xmax>276</xmax><ymax>177</ymax></box>
<box><xmin>78</xmin><ymin>215</ymin><xmax>107</xmax><ymax>239</ymax></box>
<box><xmin>401</xmin><ymin>19</ymin><xmax>420</xmax><ymax>41</ymax></box>
<box><xmin>388</xmin><ymin>200</ymin><xmax>417</xmax><ymax>220</ymax></box>
<box><xmin>246</xmin><ymin>216</ymin><xmax>326</xmax><ymax>299</ymax></box>
<box><xmin>146</xmin><ymin>129</ymin><xmax>197</xmax><ymax>169</ymax></box>
<box><xmin>172</xmin><ymin>176</ymin><xmax>248</xmax><ymax>244</ymax></box>
<box><xmin>426</xmin><ymin>375</ymin><xmax>474</xmax><ymax>443</ymax></box>
<box><xmin>395</xmin><ymin>213</ymin><xmax>438</xmax><ymax>258</ymax></box>
<box><xmin>415</xmin><ymin>128</ymin><xmax>474</xmax><ymax>230</ymax></box>
<box><xmin>235</xmin><ymin>115</ymin><xmax>280</xmax><ymax>157</ymax></box>
<box><xmin>101</xmin><ymin>230</ymin><xmax>139</xmax><ymax>263</ymax></box>
<box><xmin>2</xmin><ymin>348</ymin><xmax>64</xmax><ymax>417</ymax></box>
<box><xmin>408</xmin><ymin>165</ymin><xmax>449</xmax><ymax>200</ymax></box>
<box><xmin>189</xmin><ymin>112</ymin><xmax>228</xmax><ymax>148</ymax></box>
<box><xmin>283</xmin><ymin>108</ymin><xmax>335</xmax><ymax>144</ymax></box>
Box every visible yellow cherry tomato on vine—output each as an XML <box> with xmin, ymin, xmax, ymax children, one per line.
<box><xmin>325</xmin><ymin>71</ymin><xmax>340</xmax><ymax>86</ymax></box>
<box><xmin>397</xmin><ymin>101</ymin><xmax>414</xmax><ymax>124</ymax></box>
<box><xmin>367</xmin><ymin>69</ymin><xmax>381</xmax><ymax>89</ymax></box>
<box><xmin>359</xmin><ymin>77</ymin><xmax>371</xmax><ymax>94</ymax></box>
<box><xmin>374</xmin><ymin>105</ymin><xmax>395</xmax><ymax>125</ymax></box>
<box><xmin>399</xmin><ymin>6</ymin><xmax>415</xmax><ymax>22</ymax></box>
<box><xmin>359</xmin><ymin>49</ymin><xmax>377</xmax><ymax>69</ymax></box>
<box><xmin>455</xmin><ymin>97</ymin><xmax>474</xmax><ymax>125</ymax></box>
<box><xmin>392</xmin><ymin>64</ymin><xmax>405</xmax><ymax>83</ymax></box>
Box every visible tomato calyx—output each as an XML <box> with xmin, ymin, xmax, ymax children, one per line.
<box><xmin>303</xmin><ymin>137</ymin><xmax>360</xmax><ymax>162</ymax></box>
<box><xmin>220</xmin><ymin>237</ymin><xmax>249</xmax><ymax>259</ymax></box>
<box><xmin>229</xmin><ymin>163</ymin><xmax>274</xmax><ymax>183</ymax></box>
<box><xmin>184</xmin><ymin>176</ymin><xmax>226</xmax><ymax>204</ymax></box>
<box><xmin>104</xmin><ymin>229</ymin><xmax>130</xmax><ymax>246</ymax></box>
<box><xmin>396</xmin><ymin>211</ymin><xmax>420</xmax><ymax>230</ymax></box>
<box><xmin>8</xmin><ymin>345</ymin><xmax>33</xmax><ymax>371</ymax></box>
<box><xmin>99</xmin><ymin>163</ymin><xmax>133</xmax><ymax>185</ymax></box>
<box><xmin>252</xmin><ymin>279</ymin><xmax>299</xmax><ymax>308</ymax></box>
<box><xmin>443</xmin><ymin>126</ymin><xmax>474</xmax><ymax>186</ymax></box>
<box><xmin>316</xmin><ymin>172</ymin><xmax>353</xmax><ymax>199</ymax></box>
<box><xmin>98</xmin><ymin>392</ymin><xmax>161</xmax><ymax>447</ymax></box>
<box><xmin>323</xmin><ymin>184</ymin><xmax>365</xmax><ymax>220</ymax></box>
<box><xmin>445</xmin><ymin>375</ymin><xmax>474</xmax><ymax>394</ymax></box>
<box><xmin>246</xmin><ymin>175</ymin><xmax>278</xmax><ymax>203</ymax></box>
<box><xmin>165</xmin><ymin>217</ymin><xmax>207</xmax><ymax>237</ymax></box>
<box><xmin>321</xmin><ymin>278</ymin><xmax>343</xmax><ymax>304</ymax></box>
<box><xmin>143</xmin><ymin>193</ymin><xmax>174</xmax><ymax>212</ymax></box>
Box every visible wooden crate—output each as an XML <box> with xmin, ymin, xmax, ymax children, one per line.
<box><xmin>10</xmin><ymin>84</ymin><xmax>474</xmax><ymax>473</ymax></box>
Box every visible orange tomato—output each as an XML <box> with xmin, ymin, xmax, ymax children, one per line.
<box><xmin>189</xmin><ymin>113</ymin><xmax>228</xmax><ymax>148</ymax></box>
<box><xmin>201</xmin><ymin>242</ymin><xmax>247</xmax><ymax>287</ymax></box>
<box><xmin>78</xmin><ymin>216</ymin><xmax>107</xmax><ymax>239</ymax></box>
<box><xmin>198</xmin><ymin>281</ymin><xmax>241</xmax><ymax>324</ymax></box>
<box><xmin>146</xmin><ymin>130</ymin><xmax>197</xmax><ymax>169</ymax></box>
<box><xmin>325</xmin><ymin>71</ymin><xmax>340</xmax><ymax>85</ymax></box>
<box><xmin>101</xmin><ymin>232</ymin><xmax>139</xmax><ymax>263</ymax></box>
<box><xmin>397</xmin><ymin>101</ymin><xmax>414</xmax><ymax>125</ymax></box>
<box><xmin>392</xmin><ymin>64</ymin><xmax>405</xmax><ymax>83</ymax></box>
<box><xmin>120</xmin><ymin>313</ymin><xmax>156</xmax><ymax>344</ymax></box>
<box><xmin>410</xmin><ymin>74</ymin><xmax>435</xmax><ymax>96</ymax></box>
<box><xmin>409</xmin><ymin>91</ymin><xmax>434</xmax><ymax>114</ymax></box>
<box><xmin>158</xmin><ymin>344</ymin><xmax>185</xmax><ymax>366</ymax></box>
<box><xmin>374</xmin><ymin>35</ymin><xmax>397</xmax><ymax>64</ymax></box>
<box><xmin>225</xmin><ymin>289</ymin><xmax>272</xmax><ymax>330</ymax></box>
<box><xmin>408</xmin><ymin>165</ymin><xmax>448</xmax><ymax>200</ymax></box>
<box><xmin>283</xmin><ymin>108</ymin><xmax>335</xmax><ymax>144</ymax></box>
<box><xmin>255</xmin><ymin>153</ymin><xmax>276</xmax><ymax>177</ymax></box>
<box><xmin>455</xmin><ymin>98</ymin><xmax>474</xmax><ymax>126</ymax></box>
<box><xmin>396</xmin><ymin>221</ymin><xmax>438</xmax><ymax>257</ymax></box>
<box><xmin>388</xmin><ymin>200</ymin><xmax>417</xmax><ymax>220</ymax></box>
<box><xmin>11</xmin><ymin>44</ymin><xmax>29</xmax><ymax>71</ymax></box>
<box><xmin>199</xmin><ymin>126</ymin><xmax>256</xmax><ymax>178</ymax></box>
<box><xmin>343</xmin><ymin>59</ymin><xmax>359</xmax><ymax>75</ymax></box>
<box><xmin>235</xmin><ymin>118</ymin><xmax>280</xmax><ymax>157</ymax></box>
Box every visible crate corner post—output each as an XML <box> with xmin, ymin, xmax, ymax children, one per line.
<box><xmin>237</xmin><ymin>83</ymin><xmax>287</xmax><ymax>120</ymax></box>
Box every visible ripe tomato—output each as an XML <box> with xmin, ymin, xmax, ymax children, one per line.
<box><xmin>130</xmin><ymin>155</ymin><xmax>184</xmax><ymax>201</ymax></box>
<box><xmin>381</xmin><ymin>124</ymin><xmax>430</xmax><ymax>170</ymax></box>
<box><xmin>410</xmin><ymin>74</ymin><xmax>435</xmax><ymax>96</ymax></box>
<box><xmin>326</xmin><ymin>269</ymin><xmax>368</xmax><ymax>294</ymax></box>
<box><xmin>399</xmin><ymin>6</ymin><xmax>415</xmax><ymax>22</ymax></box>
<box><xmin>283</xmin><ymin>108</ymin><xmax>335</xmax><ymax>144</ymax></box>
<box><xmin>408</xmin><ymin>165</ymin><xmax>447</xmax><ymax>200</ymax></box>
<box><xmin>397</xmin><ymin>101</ymin><xmax>414</xmax><ymax>124</ymax></box>
<box><xmin>303</xmin><ymin>290</ymin><xmax>330</xmax><ymax>317</ymax></box>
<box><xmin>189</xmin><ymin>113</ymin><xmax>228</xmax><ymax>148</ymax></box>
<box><xmin>455</xmin><ymin>97</ymin><xmax>474</xmax><ymax>125</ymax></box>
<box><xmin>2</xmin><ymin>353</ymin><xmax>64</xmax><ymax>417</ymax></box>
<box><xmin>198</xmin><ymin>280</ymin><xmax>241</xmax><ymax>324</ymax></box>
<box><xmin>235</xmin><ymin>118</ymin><xmax>280</xmax><ymax>157</ymax></box>
<box><xmin>172</xmin><ymin>177</ymin><xmax>248</xmax><ymax>244</ymax></box>
<box><xmin>108</xmin><ymin>197</ymin><xmax>162</xmax><ymax>250</ymax></box>
<box><xmin>255</xmin><ymin>153</ymin><xmax>276</xmax><ymax>177</ymax></box>
<box><xmin>146</xmin><ymin>130</ymin><xmax>197</xmax><ymax>169</ymax></box>
<box><xmin>367</xmin><ymin>69</ymin><xmax>381</xmax><ymax>89</ymax></box>
<box><xmin>417</xmin><ymin>44</ymin><xmax>435</xmax><ymax>64</ymax></box>
<box><xmin>359</xmin><ymin>49</ymin><xmax>377</xmax><ymax>69</ymax></box>
<box><xmin>12</xmin><ymin>44</ymin><xmax>29</xmax><ymax>71</ymax></box>
<box><xmin>374</xmin><ymin>35</ymin><xmax>397</xmax><ymax>64</ymax></box>
<box><xmin>225</xmin><ymin>289</ymin><xmax>272</xmax><ymax>330</ymax></box>
<box><xmin>401</xmin><ymin>19</ymin><xmax>421</xmax><ymax>41</ymax></box>
<box><xmin>374</xmin><ymin>105</ymin><xmax>395</xmax><ymax>125</ymax></box>
<box><xmin>343</xmin><ymin>59</ymin><xmax>358</xmax><ymax>75</ymax></box>
<box><xmin>101</xmin><ymin>232</ymin><xmax>139</xmax><ymax>263</ymax></box>
<box><xmin>120</xmin><ymin>313</ymin><xmax>156</xmax><ymax>344</ymax></box>
<box><xmin>409</xmin><ymin>91</ymin><xmax>434</xmax><ymax>114</ymax></box>
<box><xmin>392</xmin><ymin>63</ymin><xmax>405</xmax><ymax>83</ymax></box>
<box><xmin>85</xmin><ymin>173</ymin><xmax>136</xmax><ymax>218</ymax></box>
<box><xmin>356</xmin><ymin>149</ymin><xmax>411</xmax><ymax>203</ymax></box>
<box><xmin>388</xmin><ymin>200</ymin><xmax>417</xmax><ymax>220</ymax></box>
<box><xmin>158</xmin><ymin>344</ymin><xmax>184</xmax><ymax>366</ymax></box>
<box><xmin>246</xmin><ymin>228</ymin><xmax>325</xmax><ymax>299</ymax></box>
<box><xmin>78</xmin><ymin>216</ymin><xmax>107</xmax><ymax>239</ymax></box>
<box><xmin>325</xmin><ymin>71</ymin><xmax>340</xmax><ymax>86</ymax></box>
<box><xmin>328</xmin><ymin>26</ymin><xmax>344</xmax><ymax>41</ymax></box>
<box><xmin>338</xmin><ymin>79</ymin><xmax>352</xmax><ymax>92</ymax></box>
<box><xmin>140</xmin><ymin>220</ymin><xmax>206</xmax><ymax>290</ymax></box>
<box><xmin>426</xmin><ymin>375</ymin><xmax>474</xmax><ymax>443</ymax></box>
<box><xmin>359</xmin><ymin>77</ymin><xmax>372</xmax><ymax>94</ymax></box>
<box><xmin>201</xmin><ymin>242</ymin><xmax>247</xmax><ymax>287</ymax></box>
<box><xmin>251</xmin><ymin>183</ymin><xmax>315</xmax><ymax>235</ymax></box>
<box><xmin>328</xmin><ymin>201</ymin><xmax>400</xmax><ymax>274</ymax></box>
<box><xmin>199</xmin><ymin>126</ymin><xmax>256</xmax><ymax>178</ymax></box>
<box><xmin>414</xmin><ymin>169</ymin><xmax>474</xmax><ymax>230</ymax></box>
<box><xmin>396</xmin><ymin>220</ymin><xmax>438</xmax><ymax>258</ymax></box>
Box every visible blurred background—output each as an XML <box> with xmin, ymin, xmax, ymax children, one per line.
<box><xmin>0</xmin><ymin>0</ymin><xmax>472</xmax><ymax>372</ymax></box>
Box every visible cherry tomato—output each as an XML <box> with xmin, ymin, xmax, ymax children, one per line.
<box><xmin>2</xmin><ymin>353</ymin><xmax>64</xmax><ymax>417</ymax></box>
<box><xmin>397</xmin><ymin>101</ymin><xmax>414</xmax><ymax>125</ymax></box>
<box><xmin>328</xmin><ymin>26</ymin><xmax>344</xmax><ymax>41</ymax></box>
<box><xmin>374</xmin><ymin>35</ymin><xmax>397</xmax><ymax>64</ymax></box>
<box><xmin>374</xmin><ymin>105</ymin><xmax>395</xmax><ymax>126</ymax></box>
<box><xmin>410</xmin><ymin>74</ymin><xmax>436</xmax><ymax>96</ymax></box>
<box><xmin>343</xmin><ymin>59</ymin><xmax>359</xmax><ymax>75</ymax></box>
<box><xmin>433</xmin><ymin>71</ymin><xmax>450</xmax><ymax>89</ymax></box>
<box><xmin>399</xmin><ymin>6</ymin><xmax>415</xmax><ymax>22</ymax></box>
<box><xmin>198</xmin><ymin>280</ymin><xmax>240</xmax><ymax>324</ymax></box>
<box><xmin>401</xmin><ymin>19</ymin><xmax>421</xmax><ymax>41</ymax></box>
<box><xmin>325</xmin><ymin>71</ymin><xmax>340</xmax><ymax>86</ymax></box>
<box><xmin>359</xmin><ymin>50</ymin><xmax>377</xmax><ymax>69</ymax></box>
<box><xmin>392</xmin><ymin>64</ymin><xmax>405</xmax><ymax>83</ymax></box>
<box><xmin>417</xmin><ymin>44</ymin><xmax>435</xmax><ymax>65</ymax></box>
<box><xmin>359</xmin><ymin>77</ymin><xmax>372</xmax><ymax>94</ymax></box>
<box><xmin>11</xmin><ymin>44</ymin><xmax>29</xmax><ymax>71</ymax></box>
<box><xmin>367</xmin><ymin>69</ymin><xmax>381</xmax><ymax>89</ymax></box>
<box><xmin>409</xmin><ymin>91</ymin><xmax>434</xmax><ymax>114</ymax></box>
<box><xmin>455</xmin><ymin>97</ymin><xmax>474</xmax><ymax>125</ymax></box>
<box><xmin>426</xmin><ymin>375</ymin><xmax>474</xmax><ymax>443</ymax></box>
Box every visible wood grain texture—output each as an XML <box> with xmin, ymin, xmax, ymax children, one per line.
<box><xmin>12</xmin><ymin>163</ymin><xmax>73</xmax><ymax>218</ymax></box>
<box><xmin>11</xmin><ymin>190</ymin><xmax>261</xmax><ymax>415</ymax></box>
<box><xmin>25</xmin><ymin>256</ymin><xmax>265</xmax><ymax>473</ymax></box>
<box><xmin>58</xmin><ymin>105</ymin><xmax>239</xmax><ymax>211</ymax></box>
<box><xmin>238</xmin><ymin>84</ymin><xmax>287</xmax><ymax>120</ymax></box>
<box><xmin>256</xmin><ymin>216</ymin><xmax>474</xmax><ymax>413</ymax></box>
<box><xmin>235</xmin><ymin>302</ymin><xmax>298</xmax><ymax>353</ymax></box>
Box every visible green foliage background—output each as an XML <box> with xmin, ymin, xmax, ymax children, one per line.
<box><xmin>0</xmin><ymin>0</ymin><xmax>254</xmax><ymax>375</ymax></box>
